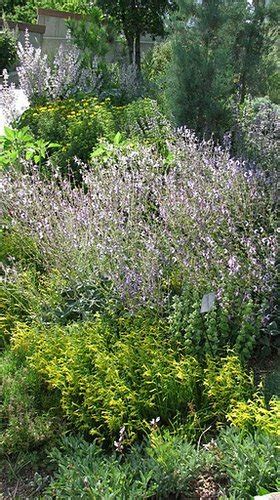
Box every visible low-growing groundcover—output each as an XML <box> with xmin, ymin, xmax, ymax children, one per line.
<box><xmin>0</xmin><ymin>350</ymin><xmax>279</xmax><ymax>498</ymax></box>
<box><xmin>45</xmin><ymin>429</ymin><xmax>279</xmax><ymax>499</ymax></box>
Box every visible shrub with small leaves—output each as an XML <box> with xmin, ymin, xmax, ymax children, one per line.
<box><xmin>145</xmin><ymin>429</ymin><xmax>215</xmax><ymax>497</ymax></box>
<box><xmin>0</xmin><ymin>25</ymin><xmax>17</xmax><ymax>73</ymax></box>
<box><xmin>47</xmin><ymin>431</ymin><xmax>214</xmax><ymax>499</ymax></box>
<box><xmin>216</xmin><ymin>427</ymin><xmax>280</xmax><ymax>498</ymax></box>
<box><xmin>0</xmin><ymin>350</ymin><xmax>61</xmax><ymax>454</ymax></box>
<box><xmin>237</xmin><ymin>97</ymin><xmax>280</xmax><ymax>175</ymax></box>
<box><xmin>46</xmin><ymin>427</ymin><xmax>279</xmax><ymax>498</ymax></box>
<box><xmin>47</xmin><ymin>435</ymin><xmax>156</xmax><ymax>499</ymax></box>
<box><xmin>11</xmin><ymin>317</ymin><xmax>203</xmax><ymax>440</ymax></box>
<box><xmin>227</xmin><ymin>394</ymin><xmax>280</xmax><ymax>436</ymax></box>
<box><xmin>19</xmin><ymin>97</ymin><xmax>169</xmax><ymax>169</ymax></box>
<box><xmin>203</xmin><ymin>355</ymin><xmax>255</xmax><ymax>421</ymax></box>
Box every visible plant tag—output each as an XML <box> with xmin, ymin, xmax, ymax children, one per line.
<box><xmin>201</xmin><ymin>292</ymin><xmax>216</xmax><ymax>313</ymax></box>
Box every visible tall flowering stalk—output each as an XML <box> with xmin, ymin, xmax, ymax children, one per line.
<box><xmin>51</xmin><ymin>41</ymin><xmax>81</xmax><ymax>99</ymax></box>
<box><xmin>17</xmin><ymin>30</ymin><xmax>52</xmax><ymax>101</ymax></box>
<box><xmin>118</xmin><ymin>63</ymin><xmax>143</xmax><ymax>101</ymax></box>
<box><xmin>0</xmin><ymin>69</ymin><xmax>21</xmax><ymax>125</ymax></box>
<box><xmin>50</xmin><ymin>36</ymin><xmax>103</xmax><ymax>99</ymax></box>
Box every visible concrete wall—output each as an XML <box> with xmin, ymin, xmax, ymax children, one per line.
<box><xmin>1</xmin><ymin>8</ymin><xmax>158</xmax><ymax>71</ymax></box>
<box><xmin>38</xmin><ymin>8</ymin><xmax>78</xmax><ymax>57</ymax></box>
<box><xmin>0</xmin><ymin>19</ymin><xmax>45</xmax><ymax>51</ymax></box>
<box><xmin>37</xmin><ymin>8</ymin><xmax>158</xmax><ymax>62</ymax></box>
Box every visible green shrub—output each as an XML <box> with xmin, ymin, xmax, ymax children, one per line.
<box><xmin>145</xmin><ymin>429</ymin><xmax>215</xmax><ymax>497</ymax></box>
<box><xmin>217</xmin><ymin>427</ymin><xmax>280</xmax><ymax>498</ymax></box>
<box><xmin>0</xmin><ymin>269</ymin><xmax>40</xmax><ymax>341</ymax></box>
<box><xmin>116</xmin><ymin>98</ymin><xmax>170</xmax><ymax>137</ymax></box>
<box><xmin>19</xmin><ymin>97</ymin><xmax>116</xmax><ymax>170</ymax></box>
<box><xmin>166</xmin><ymin>0</ymin><xmax>277</xmax><ymax>139</ymax></box>
<box><xmin>67</xmin><ymin>5</ymin><xmax>109</xmax><ymax>66</ymax></box>
<box><xmin>11</xmin><ymin>314</ymin><xmax>267</xmax><ymax>442</ymax></box>
<box><xmin>19</xmin><ymin>97</ymin><xmax>171</xmax><ymax>171</ymax></box>
<box><xmin>227</xmin><ymin>394</ymin><xmax>280</xmax><ymax>436</ymax></box>
<box><xmin>0</xmin><ymin>351</ymin><xmax>61</xmax><ymax>455</ymax></box>
<box><xmin>0</xmin><ymin>267</ymin><xmax>71</xmax><ymax>342</ymax></box>
<box><xmin>169</xmin><ymin>285</ymin><xmax>262</xmax><ymax>361</ymax></box>
<box><xmin>47</xmin><ymin>436</ymin><xmax>156</xmax><ymax>499</ymax></box>
<box><xmin>0</xmin><ymin>125</ymin><xmax>60</xmax><ymax>171</ymax></box>
<box><xmin>142</xmin><ymin>41</ymin><xmax>172</xmax><ymax>112</ymax></box>
<box><xmin>0</xmin><ymin>228</ymin><xmax>75</xmax><ymax>340</ymax></box>
<box><xmin>203</xmin><ymin>355</ymin><xmax>255</xmax><ymax>422</ymax></box>
<box><xmin>264</xmin><ymin>367</ymin><xmax>280</xmax><ymax>402</ymax></box>
<box><xmin>47</xmin><ymin>431</ymin><xmax>214</xmax><ymax>499</ymax></box>
<box><xmin>11</xmin><ymin>317</ymin><xmax>203</xmax><ymax>440</ymax></box>
<box><xmin>236</xmin><ymin>97</ymin><xmax>280</xmax><ymax>174</ymax></box>
<box><xmin>0</xmin><ymin>26</ymin><xmax>17</xmax><ymax>73</ymax></box>
<box><xmin>47</xmin><ymin>427</ymin><xmax>279</xmax><ymax>498</ymax></box>
<box><xmin>0</xmin><ymin>229</ymin><xmax>42</xmax><ymax>343</ymax></box>
<box><xmin>142</xmin><ymin>41</ymin><xmax>172</xmax><ymax>88</ymax></box>
<box><xmin>0</xmin><ymin>227</ymin><xmax>54</xmax><ymax>341</ymax></box>
<box><xmin>0</xmin><ymin>227</ymin><xmax>42</xmax><ymax>269</ymax></box>
<box><xmin>115</xmin><ymin>98</ymin><xmax>172</xmax><ymax>158</ymax></box>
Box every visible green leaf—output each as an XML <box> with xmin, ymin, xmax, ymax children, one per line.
<box><xmin>3</xmin><ymin>126</ymin><xmax>15</xmax><ymax>141</ymax></box>
<box><xmin>257</xmin><ymin>487</ymin><xmax>270</xmax><ymax>495</ymax></box>
<box><xmin>25</xmin><ymin>150</ymin><xmax>34</xmax><ymax>160</ymax></box>
<box><xmin>20</xmin><ymin>126</ymin><xmax>32</xmax><ymax>135</ymax></box>
<box><xmin>19</xmin><ymin>133</ymin><xmax>33</xmax><ymax>143</ymax></box>
<box><xmin>113</xmin><ymin>132</ymin><xmax>122</xmax><ymax>145</ymax></box>
<box><xmin>91</xmin><ymin>146</ymin><xmax>105</xmax><ymax>158</ymax></box>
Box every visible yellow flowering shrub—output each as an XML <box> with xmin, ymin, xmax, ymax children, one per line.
<box><xmin>11</xmin><ymin>317</ymin><xmax>203</xmax><ymax>441</ymax></box>
<box><xmin>19</xmin><ymin>97</ymin><xmax>169</xmax><ymax>171</ymax></box>
<box><xmin>10</xmin><ymin>318</ymin><xmax>277</xmax><ymax>442</ymax></box>
<box><xmin>227</xmin><ymin>394</ymin><xmax>280</xmax><ymax>436</ymax></box>
<box><xmin>203</xmin><ymin>355</ymin><xmax>255</xmax><ymax>420</ymax></box>
<box><xmin>20</xmin><ymin>97</ymin><xmax>115</xmax><ymax>169</ymax></box>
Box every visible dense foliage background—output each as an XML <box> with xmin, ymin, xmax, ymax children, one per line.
<box><xmin>0</xmin><ymin>0</ymin><xmax>279</xmax><ymax>498</ymax></box>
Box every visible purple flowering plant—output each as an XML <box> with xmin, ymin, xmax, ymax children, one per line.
<box><xmin>16</xmin><ymin>30</ymin><xmax>104</xmax><ymax>104</ymax></box>
<box><xmin>1</xmin><ymin>129</ymin><xmax>277</xmax><ymax>357</ymax></box>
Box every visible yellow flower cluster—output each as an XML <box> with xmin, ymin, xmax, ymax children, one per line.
<box><xmin>22</xmin><ymin>97</ymin><xmax>116</xmax><ymax>132</ymax></box>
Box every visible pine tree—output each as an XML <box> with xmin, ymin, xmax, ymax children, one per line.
<box><xmin>167</xmin><ymin>0</ymin><xmax>277</xmax><ymax>137</ymax></box>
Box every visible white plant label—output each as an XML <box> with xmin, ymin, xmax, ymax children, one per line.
<box><xmin>201</xmin><ymin>292</ymin><xmax>216</xmax><ymax>313</ymax></box>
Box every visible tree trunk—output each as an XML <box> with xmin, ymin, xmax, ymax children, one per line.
<box><xmin>239</xmin><ymin>70</ymin><xmax>247</xmax><ymax>104</ymax></box>
<box><xmin>135</xmin><ymin>32</ymin><xmax>141</xmax><ymax>71</ymax></box>
<box><xmin>126</xmin><ymin>33</ymin><xmax>134</xmax><ymax>64</ymax></box>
